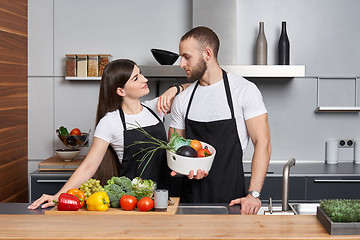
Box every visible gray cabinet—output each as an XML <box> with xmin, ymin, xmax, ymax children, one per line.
<box><xmin>30</xmin><ymin>171</ymin><xmax>71</xmax><ymax>202</ymax></box>
<box><xmin>30</xmin><ymin>171</ymin><xmax>182</xmax><ymax>202</ymax></box>
<box><xmin>245</xmin><ymin>176</ymin><xmax>306</xmax><ymax>203</ymax></box>
<box><xmin>306</xmin><ymin>176</ymin><xmax>360</xmax><ymax>201</ymax></box>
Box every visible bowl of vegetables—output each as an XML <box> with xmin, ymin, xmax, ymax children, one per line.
<box><xmin>128</xmin><ymin>124</ymin><xmax>216</xmax><ymax>176</ymax></box>
<box><xmin>57</xmin><ymin>126</ymin><xmax>90</xmax><ymax>148</ymax></box>
<box><xmin>166</xmin><ymin>140</ymin><xmax>216</xmax><ymax>175</ymax></box>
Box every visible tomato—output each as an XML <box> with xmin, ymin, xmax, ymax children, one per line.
<box><xmin>70</xmin><ymin>128</ymin><xmax>81</xmax><ymax>136</ymax></box>
<box><xmin>197</xmin><ymin>148</ymin><xmax>211</xmax><ymax>158</ymax></box>
<box><xmin>137</xmin><ymin>197</ymin><xmax>154</xmax><ymax>212</ymax></box>
<box><xmin>120</xmin><ymin>195</ymin><xmax>137</xmax><ymax>211</ymax></box>
<box><xmin>190</xmin><ymin>139</ymin><xmax>202</xmax><ymax>152</ymax></box>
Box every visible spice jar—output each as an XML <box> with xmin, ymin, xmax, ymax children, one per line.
<box><xmin>76</xmin><ymin>54</ymin><xmax>87</xmax><ymax>77</ymax></box>
<box><xmin>65</xmin><ymin>54</ymin><xmax>76</xmax><ymax>77</ymax></box>
<box><xmin>87</xmin><ymin>55</ymin><xmax>98</xmax><ymax>77</ymax></box>
<box><xmin>98</xmin><ymin>54</ymin><xmax>111</xmax><ymax>77</ymax></box>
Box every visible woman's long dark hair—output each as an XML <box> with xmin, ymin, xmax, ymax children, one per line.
<box><xmin>93</xmin><ymin>59</ymin><xmax>136</xmax><ymax>185</ymax></box>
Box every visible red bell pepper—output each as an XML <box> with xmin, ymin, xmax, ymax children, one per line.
<box><xmin>54</xmin><ymin>193</ymin><xmax>81</xmax><ymax>211</ymax></box>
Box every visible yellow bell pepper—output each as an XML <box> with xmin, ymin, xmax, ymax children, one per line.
<box><xmin>86</xmin><ymin>191</ymin><xmax>110</xmax><ymax>211</ymax></box>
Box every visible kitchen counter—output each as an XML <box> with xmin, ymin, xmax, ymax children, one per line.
<box><xmin>0</xmin><ymin>211</ymin><xmax>359</xmax><ymax>239</ymax></box>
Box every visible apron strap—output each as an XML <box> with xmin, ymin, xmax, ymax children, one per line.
<box><xmin>222</xmin><ymin>69</ymin><xmax>235</xmax><ymax>119</ymax></box>
<box><xmin>185</xmin><ymin>81</ymin><xmax>199</xmax><ymax>119</ymax></box>
<box><xmin>185</xmin><ymin>69</ymin><xmax>235</xmax><ymax>120</ymax></box>
<box><xmin>118</xmin><ymin>107</ymin><xmax>127</xmax><ymax>129</ymax></box>
<box><xmin>142</xmin><ymin>104</ymin><xmax>163</xmax><ymax>123</ymax></box>
<box><xmin>118</xmin><ymin>104</ymin><xmax>162</xmax><ymax>131</ymax></box>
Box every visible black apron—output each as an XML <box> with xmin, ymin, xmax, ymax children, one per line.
<box><xmin>118</xmin><ymin>104</ymin><xmax>170</xmax><ymax>190</ymax></box>
<box><xmin>181</xmin><ymin>69</ymin><xmax>246</xmax><ymax>203</ymax></box>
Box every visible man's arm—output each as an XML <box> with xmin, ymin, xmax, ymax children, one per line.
<box><xmin>229</xmin><ymin>113</ymin><xmax>271</xmax><ymax>214</ymax></box>
<box><xmin>246</xmin><ymin>113</ymin><xmax>271</xmax><ymax>195</ymax></box>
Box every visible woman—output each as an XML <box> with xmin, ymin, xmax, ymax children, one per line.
<box><xmin>29</xmin><ymin>59</ymin><xmax>186</xmax><ymax>209</ymax></box>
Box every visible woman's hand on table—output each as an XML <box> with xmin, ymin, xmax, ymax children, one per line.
<box><xmin>229</xmin><ymin>195</ymin><xmax>261</xmax><ymax>215</ymax></box>
<box><xmin>28</xmin><ymin>194</ymin><xmax>57</xmax><ymax>210</ymax></box>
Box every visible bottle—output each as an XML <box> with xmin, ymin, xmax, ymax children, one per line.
<box><xmin>255</xmin><ymin>22</ymin><xmax>267</xmax><ymax>65</ymax></box>
<box><xmin>278</xmin><ymin>21</ymin><xmax>290</xmax><ymax>65</ymax></box>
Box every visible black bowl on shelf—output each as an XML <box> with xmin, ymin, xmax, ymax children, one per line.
<box><xmin>151</xmin><ymin>49</ymin><xmax>179</xmax><ymax>65</ymax></box>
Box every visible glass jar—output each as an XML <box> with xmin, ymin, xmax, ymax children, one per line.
<box><xmin>65</xmin><ymin>54</ymin><xmax>76</xmax><ymax>77</ymax></box>
<box><xmin>76</xmin><ymin>54</ymin><xmax>87</xmax><ymax>77</ymax></box>
<box><xmin>87</xmin><ymin>55</ymin><xmax>98</xmax><ymax>77</ymax></box>
<box><xmin>98</xmin><ymin>54</ymin><xmax>111</xmax><ymax>77</ymax></box>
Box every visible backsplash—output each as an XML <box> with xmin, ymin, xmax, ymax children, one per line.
<box><xmin>28</xmin><ymin>0</ymin><xmax>360</xmax><ymax>175</ymax></box>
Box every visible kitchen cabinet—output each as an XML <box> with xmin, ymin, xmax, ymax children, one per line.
<box><xmin>306</xmin><ymin>176</ymin><xmax>360</xmax><ymax>201</ymax></box>
<box><xmin>30</xmin><ymin>171</ymin><xmax>71</xmax><ymax>202</ymax></box>
<box><xmin>30</xmin><ymin>170</ymin><xmax>182</xmax><ymax>202</ymax></box>
<box><xmin>245</xmin><ymin>176</ymin><xmax>306</xmax><ymax>203</ymax></box>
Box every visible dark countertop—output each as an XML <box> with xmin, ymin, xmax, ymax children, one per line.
<box><xmin>0</xmin><ymin>203</ymin><xmax>49</xmax><ymax>215</ymax></box>
<box><xmin>244</xmin><ymin>162</ymin><xmax>360</xmax><ymax>177</ymax></box>
<box><xmin>31</xmin><ymin>162</ymin><xmax>360</xmax><ymax>177</ymax></box>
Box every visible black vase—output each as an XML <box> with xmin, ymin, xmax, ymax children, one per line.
<box><xmin>278</xmin><ymin>22</ymin><xmax>290</xmax><ymax>65</ymax></box>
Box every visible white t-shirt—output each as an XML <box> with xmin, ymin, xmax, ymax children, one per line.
<box><xmin>94</xmin><ymin>98</ymin><xmax>163</xmax><ymax>163</ymax></box>
<box><xmin>169</xmin><ymin>72</ymin><xmax>267</xmax><ymax>151</ymax></box>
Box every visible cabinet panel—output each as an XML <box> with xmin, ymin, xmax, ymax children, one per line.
<box><xmin>306</xmin><ymin>176</ymin><xmax>360</xmax><ymax>201</ymax></box>
<box><xmin>245</xmin><ymin>176</ymin><xmax>306</xmax><ymax>202</ymax></box>
<box><xmin>30</xmin><ymin>175</ymin><xmax>70</xmax><ymax>202</ymax></box>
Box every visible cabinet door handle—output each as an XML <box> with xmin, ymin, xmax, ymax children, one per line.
<box><xmin>314</xmin><ymin>179</ymin><xmax>360</xmax><ymax>183</ymax></box>
<box><xmin>36</xmin><ymin>180</ymin><xmax>68</xmax><ymax>183</ymax></box>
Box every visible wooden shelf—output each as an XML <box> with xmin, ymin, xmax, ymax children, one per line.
<box><xmin>65</xmin><ymin>65</ymin><xmax>305</xmax><ymax>80</ymax></box>
<box><xmin>65</xmin><ymin>77</ymin><xmax>101</xmax><ymax>80</ymax></box>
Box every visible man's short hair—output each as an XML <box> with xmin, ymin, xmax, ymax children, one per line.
<box><xmin>181</xmin><ymin>26</ymin><xmax>220</xmax><ymax>59</ymax></box>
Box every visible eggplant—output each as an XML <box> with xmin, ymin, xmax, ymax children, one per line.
<box><xmin>176</xmin><ymin>145</ymin><xmax>198</xmax><ymax>157</ymax></box>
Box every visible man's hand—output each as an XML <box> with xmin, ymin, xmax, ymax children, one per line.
<box><xmin>229</xmin><ymin>195</ymin><xmax>261</xmax><ymax>215</ymax></box>
<box><xmin>170</xmin><ymin>170</ymin><xmax>209</xmax><ymax>180</ymax></box>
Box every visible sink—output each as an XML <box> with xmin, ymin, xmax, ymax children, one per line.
<box><xmin>289</xmin><ymin>203</ymin><xmax>320</xmax><ymax>215</ymax></box>
<box><xmin>176</xmin><ymin>204</ymin><xmax>241</xmax><ymax>214</ymax></box>
<box><xmin>177</xmin><ymin>205</ymin><xmax>228</xmax><ymax>214</ymax></box>
<box><xmin>257</xmin><ymin>205</ymin><xmax>295</xmax><ymax>215</ymax></box>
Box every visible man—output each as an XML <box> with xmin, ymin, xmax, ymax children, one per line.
<box><xmin>169</xmin><ymin>26</ymin><xmax>271</xmax><ymax>215</ymax></box>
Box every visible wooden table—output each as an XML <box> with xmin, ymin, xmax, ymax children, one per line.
<box><xmin>0</xmin><ymin>214</ymin><xmax>359</xmax><ymax>239</ymax></box>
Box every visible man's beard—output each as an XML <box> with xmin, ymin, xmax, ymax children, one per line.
<box><xmin>188</xmin><ymin>58</ymin><xmax>207</xmax><ymax>82</ymax></box>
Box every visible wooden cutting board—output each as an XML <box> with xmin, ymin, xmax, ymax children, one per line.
<box><xmin>45</xmin><ymin>197</ymin><xmax>179</xmax><ymax>215</ymax></box>
<box><xmin>38</xmin><ymin>155</ymin><xmax>85</xmax><ymax>171</ymax></box>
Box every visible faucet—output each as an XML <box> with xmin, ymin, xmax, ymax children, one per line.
<box><xmin>282</xmin><ymin>158</ymin><xmax>296</xmax><ymax>211</ymax></box>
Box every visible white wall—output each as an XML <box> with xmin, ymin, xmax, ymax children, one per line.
<box><xmin>28</xmin><ymin>0</ymin><xmax>192</xmax><ymax>173</ymax></box>
<box><xmin>28</xmin><ymin>0</ymin><xmax>360</xmax><ymax>175</ymax></box>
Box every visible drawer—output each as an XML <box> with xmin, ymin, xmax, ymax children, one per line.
<box><xmin>306</xmin><ymin>176</ymin><xmax>360</xmax><ymax>201</ymax></box>
<box><xmin>30</xmin><ymin>175</ymin><xmax>70</xmax><ymax>202</ymax></box>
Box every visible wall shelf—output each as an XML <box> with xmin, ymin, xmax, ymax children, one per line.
<box><xmin>222</xmin><ymin>65</ymin><xmax>306</xmax><ymax>78</ymax></box>
<box><xmin>316</xmin><ymin>106</ymin><xmax>360</xmax><ymax>112</ymax></box>
<box><xmin>65</xmin><ymin>65</ymin><xmax>306</xmax><ymax>80</ymax></box>
<box><xmin>315</xmin><ymin>77</ymin><xmax>359</xmax><ymax>112</ymax></box>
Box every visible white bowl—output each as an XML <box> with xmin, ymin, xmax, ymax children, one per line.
<box><xmin>166</xmin><ymin>141</ymin><xmax>216</xmax><ymax>175</ymax></box>
<box><xmin>55</xmin><ymin>149</ymin><xmax>80</xmax><ymax>161</ymax></box>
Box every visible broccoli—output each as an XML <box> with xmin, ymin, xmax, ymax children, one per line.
<box><xmin>114</xmin><ymin>176</ymin><xmax>132</xmax><ymax>192</ymax></box>
<box><xmin>104</xmin><ymin>176</ymin><xmax>134</xmax><ymax>208</ymax></box>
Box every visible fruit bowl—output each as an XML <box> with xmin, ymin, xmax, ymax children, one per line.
<box><xmin>166</xmin><ymin>141</ymin><xmax>216</xmax><ymax>175</ymax></box>
<box><xmin>57</xmin><ymin>130</ymin><xmax>90</xmax><ymax>148</ymax></box>
<box><xmin>55</xmin><ymin>149</ymin><xmax>80</xmax><ymax>161</ymax></box>
<box><xmin>151</xmin><ymin>49</ymin><xmax>179</xmax><ymax>65</ymax></box>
